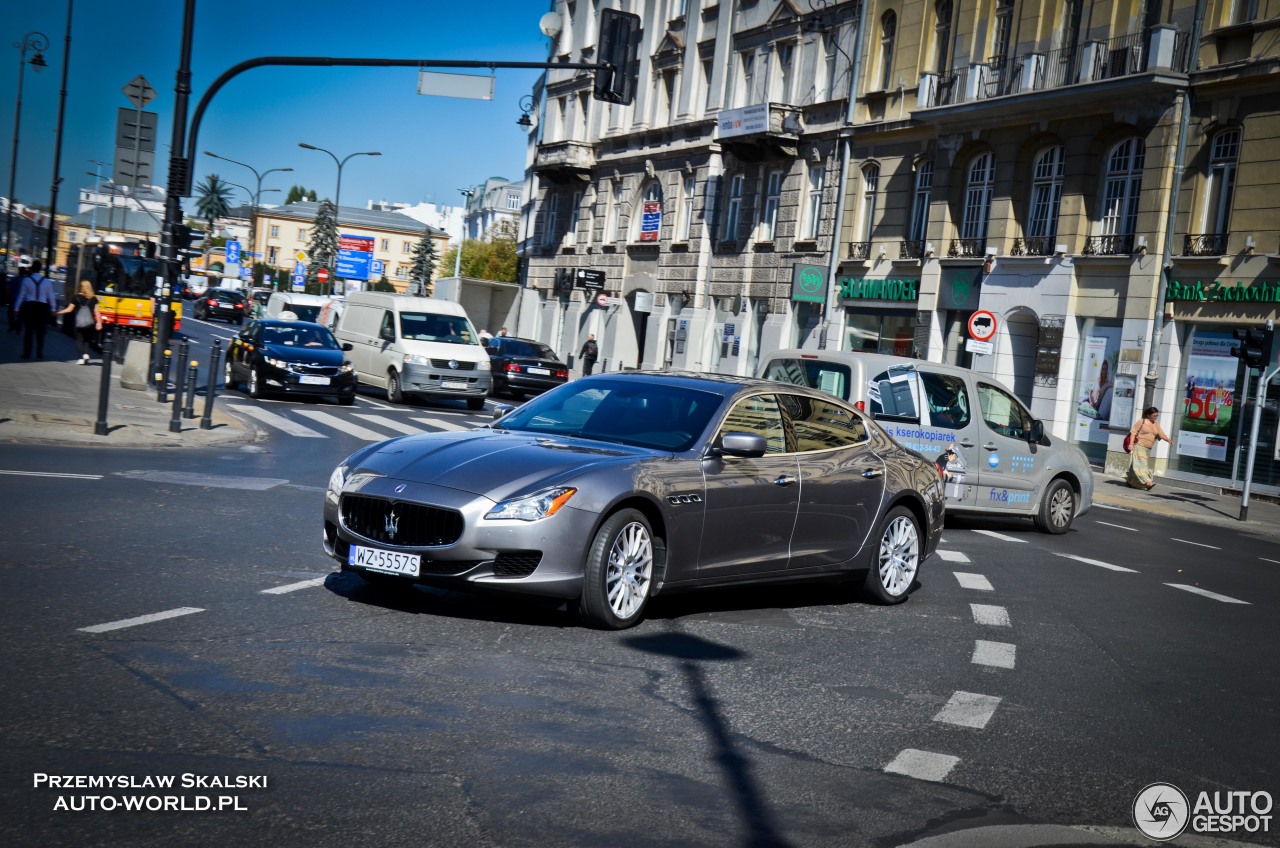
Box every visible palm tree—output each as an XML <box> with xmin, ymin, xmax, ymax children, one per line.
<box><xmin>194</xmin><ymin>174</ymin><xmax>234</xmax><ymax>277</ymax></box>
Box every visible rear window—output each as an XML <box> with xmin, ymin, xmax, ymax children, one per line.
<box><xmin>760</xmin><ymin>357</ymin><xmax>851</xmax><ymax>401</ymax></box>
<box><xmin>500</xmin><ymin>339</ymin><xmax>557</xmax><ymax>359</ymax></box>
<box><xmin>289</xmin><ymin>304</ymin><xmax>321</xmax><ymax>322</ymax></box>
<box><xmin>212</xmin><ymin>290</ymin><xmax>244</xmax><ymax>302</ymax></box>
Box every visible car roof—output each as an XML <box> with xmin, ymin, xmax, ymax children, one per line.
<box><xmin>254</xmin><ymin>318</ymin><xmax>329</xmax><ymax>331</ymax></box>
<box><xmin>581</xmin><ymin>369</ymin><xmax>832</xmax><ymax>401</ymax></box>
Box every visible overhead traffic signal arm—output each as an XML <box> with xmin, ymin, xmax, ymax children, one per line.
<box><xmin>593</xmin><ymin>9</ymin><xmax>643</xmax><ymax>106</ymax></box>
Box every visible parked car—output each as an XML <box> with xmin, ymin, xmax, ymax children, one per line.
<box><xmin>486</xmin><ymin>336</ymin><xmax>569</xmax><ymax>399</ymax></box>
<box><xmin>758</xmin><ymin>349</ymin><xmax>1094</xmax><ymax>533</ymax></box>
<box><xmin>323</xmin><ymin>371</ymin><xmax>944</xmax><ymax>629</ymax></box>
<box><xmin>193</xmin><ymin>288</ymin><xmax>247</xmax><ymax>324</ymax></box>
<box><xmin>225</xmin><ymin>318</ymin><xmax>357</xmax><ymax>404</ymax></box>
<box><xmin>247</xmin><ymin>287</ymin><xmax>273</xmax><ymax>317</ymax></box>
<box><xmin>265</xmin><ymin>291</ymin><xmax>332</xmax><ymax>323</ymax></box>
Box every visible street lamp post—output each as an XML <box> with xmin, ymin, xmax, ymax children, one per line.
<box><xmin>4</xmin><ymin>32</ymin><xmax>48</xmax><ymax>272</ymax></box>
<box><xmin>297</xmin><ymin>143</ymin><xmax>380</xmax><ymax>295</ymax></box>
<box><xmin>203</xmin><ymin>151</ymin><xmax>291</xmax><ymax>289</ymax></box>
<box><xmin>44</xmin><ymin>0</ymin><xmax>73</xmax><ymax>271</ymax></box>
<box><xmin>222</xmin><ymin>181</ymin><xmax>280</xmax><ymax>285</ymax></box>
<box><xmin>454</xmin><ymin>187</ymin><xmax>475</xmax><ymax>280</ymax></box>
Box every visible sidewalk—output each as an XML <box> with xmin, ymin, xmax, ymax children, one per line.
<box><xmin>0</xmin><ymin>322</ymin><xmax>252</xmax><ymax>450</ymax></box>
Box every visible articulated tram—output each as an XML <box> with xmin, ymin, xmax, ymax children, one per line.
<box><xmin>67</xmin><ymin>240</ymin><xmax>182</xmax><ymax>333</ymax></box>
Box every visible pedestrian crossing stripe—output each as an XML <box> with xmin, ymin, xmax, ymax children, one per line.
<box><xmin>295</xmin><ymin>410</ymin><xmax>393</xmax><ymax>441</ymax></box>
<box><xmin>226</xmin><ymin>405</ymin><xmax>326</xmax><ymax>438</ymax></box>
<box><xmin>225</xmin><ymin>404</ymin><xmax>483</xmax><ymax>440</ymax></box>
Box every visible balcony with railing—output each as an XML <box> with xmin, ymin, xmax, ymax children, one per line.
<box><xmin>1183</xmin><ymin>233</ymin><xmax>1229</xmax><ymax>256</ymax></box>
<box><xmin>1011</xmin><ymin>236</ymin><xmax>1056</xmax><ymax>256</ymax></box>
<box><xmin>532</xmin><ymin>139</ymin><xmax>596</xmax><ymax>180</ymax></box>
<box><xmin>900</xmin><ymin>240</ymin><xmax>926</xmax><ymax>260</ymax></box>
<box><xmin>847</xmin><ymin>241</ymin><xmax>872</xmax><ymax>260</ymax></box>
<box><xmin>948</xmin><ymin>239</ymin><xmax>986</xmax><ymax>258</ymax></box>
<box><xmin>1082</xmin><ymin>234</ymin><xmax>1135</xmax><ymax>255</ymax></box>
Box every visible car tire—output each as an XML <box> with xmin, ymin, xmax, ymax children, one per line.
<box><xmin>467</xmin><ymin>397</ymin><xmax>485</xmax><ymax>411</ymax></box>
<box><xmin>509</xmin><ymin>390</ymin><xmax>525</xmax><ymax>401</ymax></box>
<box><xmin>386</xmin><ymin>370</ymin><xmax>404</xmax><ymax>404</ymax></box>
<box><xmin>248</xmin><ymin>367</ymin><xmax>264</xmax><ymax>400</ymax></box>
<box><xmin>1035</xmin><ymin>478</ymin><xmax>1075</xmax><ymax>534</ymax></box>
<box><xmin>863</xmin><ymin>506</ymin><xmax>920</xmax><ymax>605</ymax></box>
<box><xmin>338</xmin><ymin>393</ymin><xmax>355</xmax><ymax>406</ymax></box>
<box><xmin>576</xmin><ymin>508</ymin><xmax>654</xmax><ymax>630</ymax></box>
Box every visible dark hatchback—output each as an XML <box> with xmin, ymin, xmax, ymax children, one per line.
<box><xmin>194</xmin><ymin>288</ymin><xmax>247</xmax><ymax>324</ymax></box>
<box><xmin>226</xmin><ymin>318</ymin><xmax>357</xmax><ymax>404</ymax></box>
<box><xmin>486</xmin><ymin>336</ymin><xmax>569</xmax><ymax>399</ymax></box>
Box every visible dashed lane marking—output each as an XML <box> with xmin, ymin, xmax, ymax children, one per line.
<box><xmin>1165</xmin><ymin>584</ymin><xmax>1250</xmax><ymax>604</ymax></box>
<box><xmin>0</xmin><ymin>469</ymin><xmax>103</xmax><ymax>480</ymax></box>
<box><xmin>971</xmin><ymin>640</ymin><xmax>1016</xmax><ymax>669</ymax></box>
<box><xmin>1262</xmin><ymin>557</ymin><xmax>1280</xmax><ymax>565</ymax></box>
<box><xmin>953</xmin><ymin>572</ymin><xmax>993</xmax><ymax>591</ymax></box>
<box><xmin>78</xmin><ymin>607</ymin><xmax>205</xmax><ymax>634</ymax></box>
<box><xmin>1094</xmin><ymin>520</ymin><xmax>1138</xmax><ymax>531</ymax></box>
<box><xmin>970</xmin><ymin>529</ymin><xmax>1026</xmax><ymax>543</ymax></box>
<box><xmin>970</xmin><ymin>604</ymin><xmax>1010</xmax><ymax>627</ymax></box>
<box><xmin>1093</xmin><ymin>502</ymin><xmax>1130</xmax><ymax>511</ymax></box>
<box><xmin>1054</xmin><ymin>553</ymin><xmax>1138</xmax><ymax>573</ymax></box>
<box><xmin>260</xmin><ymin>578</ymin><xmax>327</xmax><ymax>595</ymax></box>
<box><xmin>933</xmin><ymin>691</ymin><xmax>1002</xmax><ymax>729</ymax></box>
<box><xmin>884</xmin><ymin>749</ymin><xmax>960</xmax><ymax>783</ymax></box>
<box><xmin>226</xmin><ymin>404</ymin><xmax>325</xmax><ymax>438</ymax></box>
<box><xmin>1171</xmin><ymin>538</ymin><xmax>1221</xmax><ymax>550</ymax></box>
<box><xmin>295</xmin><ymin>410</ymin><xmax>395</xmax><ymax>441</ymax></box>
<box><xmin>935</xmin><ymin>550</ymin><xmax>971</xmax><ymax>563</ymax></box>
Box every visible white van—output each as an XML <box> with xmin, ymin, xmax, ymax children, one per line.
<box><xmin>758</xmin><ymin>349</ymin><xmax>1094</xmax><ymax>533</ymax></box>
<box><xmin>335</xmin><ymin>292</ymin><xmax>491</xmax><ymax>410</ymax></box>
<box><xmin>266</xmin><ymin>292</ymin><xmax>332</xmax><ymax>324</ymax></box>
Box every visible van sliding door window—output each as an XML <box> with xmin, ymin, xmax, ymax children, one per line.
<box><xmin>868</xmin><ymin>367</ymin><xmax>921</xmax><ymax>422</ymax></box>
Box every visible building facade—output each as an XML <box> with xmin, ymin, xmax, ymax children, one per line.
<box><xmin>463</xmin><ymin>177</ymin><xmax>525</xmax><ymax>241</ymax></box>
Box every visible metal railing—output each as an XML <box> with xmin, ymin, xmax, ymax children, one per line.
<box><xmin>900</xmin><ymin>240</ymin><xmax>926</xmax><ymax>259</ymax></box>
<box><xmin>1183</xmin><ymin>233</ymin><xmax>1229</xmax><ymax>256</ymax></box>
<box><xmin>847</xmin><ymin>241</ymin><xmax>872</xmax><ymax>260</ymax></box>
<box><xmin>1092</xmin><ymin>32</ymin><xmax>1144</xmax><ymax>82</ymax></box>
<box><xmin>1039</xmin><ymin>44</ymin><xmax>1083</xmax><ymax>90</ymax></box>
<box><xmin>1011</xmin><ymin>236</ymin><xmax>1056</xmax><ymax>256</ymax></box>
<box><xmin>1082</xmin><ymin>234</ymin><xmax>1135</xmax><ymax>255</ymax></box>
<box><xmin>948</xmin><ymin>238</ymin><xmax>987</xmax><ymax>258</ymax></box>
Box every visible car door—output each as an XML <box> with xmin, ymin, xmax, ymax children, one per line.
<box><xmin>698</xmin><ymin>392</ymin><xmax>799</xmax><ymax>579</ymax></box>
<box><xmin>228</xmin><ymin>322</ymin><xmax>258</xmax><ymax>381</ymax></box>
<box><xmin>974</xmin><ymin>381</ymin><xmax>1040</xmax><ymax>512</ymax></box>
<box><xmin>781</xmin><ymin>392</ymin><xmax>884</xmax><ymax>570</ymax></box>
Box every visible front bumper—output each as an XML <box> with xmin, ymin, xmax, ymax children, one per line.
<box><xmin>402</xmin><ymin>362</ymin><xmax>491</xmax><ymax>398</ymax></box>
<box><xmin>262</xmin><ymin>363</ymin><xmax>357</xmax><ymax>397</ymax></box>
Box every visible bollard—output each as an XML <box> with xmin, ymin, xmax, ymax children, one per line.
<box><xmin>200</xmin><ymin>340</ymin><xmax>222</xmax><ymax>430</ymax></box>
<box><xmin>184</xmin><ymin>360</ymin><xmax>199</xmax><ymax>419</ymax></box>
<box><xmin>157</xmin><ymin>349</ymin><xmax>173</xmax><ymax>404</ymax></box>
<box><xmin>114</xmin><ymin>332</ymin><xmax>128</xmax><ymax>365</ymax></box>
<box><xmin>169</xmin><ymin>342</ymin><xmax>189</xmax><ymax>433</ymax></box>
<box><xmin>94</xmin><ymin>331</ymin><xmax>115</xmax><ymax>436</ymax></box>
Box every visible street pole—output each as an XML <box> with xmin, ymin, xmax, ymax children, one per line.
<box><xmin>44</xmin><ymin>0</ymin><xmax>72</xmax><ymax>271</ymax></box>
<box><xmin>1240</xmin><ymin>322</ymin><xmax>1278</xmax><ymax>522</ymax></box>
<box><xmin>202</xmin><ymin>152</ymin><xmax>291</xmax><ymax>289</ymax></box>
<box><xmin>453</xmin><ymin>187</ymin><xmax>474</xmax><ymax>287</ymax></box>
<box><xmin>298</xmin><ymin>144</ymin><xmax>380</xmax><ymax>296</ymax></box>
<box><xmin>4</xmin><ymin>32</ymin><xmax>48</xmax><ymax>272</ymax></box>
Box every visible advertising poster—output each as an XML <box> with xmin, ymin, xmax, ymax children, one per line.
<box><xmin>1108</xmin><ymin>374</ymin><xmax>1137</xmax><ymax>435</ymax></box>
<box><xmin>640</xmin><ymin>201</ymin><xmax>661</xmax><ymax>242</ymax></box>
<box><xmin>1073</xmin><ymin>327</ymin><xmax>1122</xmax><ymax>443</ymax></box>
<box><xmin>1177</xmin><ymin>330</ymin><xmax>1236</xmax><ymax>461</ymax></box>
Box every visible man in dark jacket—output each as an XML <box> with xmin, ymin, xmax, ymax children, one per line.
<box><xmin>579</xmin><ymin>334</ymin><xmax>599</xmax><ymax>376</ymax></box>
<box><xmin>14</xmin><ymin>259</ymin><xmax>57</xmax><ymax>359</ymax></box>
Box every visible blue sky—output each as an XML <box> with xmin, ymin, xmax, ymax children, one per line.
<box><xmin>1</xmin><ymin>1</ymin><xmax>553</xmax><ymax>219</ymax></box>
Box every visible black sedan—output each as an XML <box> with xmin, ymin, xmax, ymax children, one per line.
<box><xmin>486</xmin><ymin>336</ymin><xmax>569</xmax><ymax>399</ymax></box>
<box><xmin>226</xmin><ymin>318</ymin><xmax>357</xmax><ymax>404</ymax></box>
<box><xmin>323</xmin><ymin>372</ymin><xmax>944</xmax><ymax>629</ymax></box>
<box><xmin>193</xmin><ymin>288</ymin><xmax>247</xmax><ymax>324</ymax></box>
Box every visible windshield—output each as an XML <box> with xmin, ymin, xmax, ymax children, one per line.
<box><xmin>499</xmin><ymin>339</ymin><xmax>558</xmax><ymax>359</ymax></box>
<box><xmin>262</xmin><ymin>324</ymin><xmax>341</xmax><ymax>350</ymax></box>
<box><xmin>400</xmin><ymin>312</ymin><xmax>478</xmax><ymax>345</ymax></box>
<box><xmin>494</xmin><ymin>379</ymin><xmax>723</xmax><ymax>452</ymax></box>
<box><xmin>288</xmin><ymin>304</ymin><xmax>322</xmax><ymax>322</ymax></box>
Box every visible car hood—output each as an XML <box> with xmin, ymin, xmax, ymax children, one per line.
<box><xmin>351</xmin><ymin>430</ymin><xmax>651</xmax><ymax>499</ymax></box>
<box><xmin>262</xmin><ymin>343</ymin><xmax>344</xmax><ymax>366</ymax></box>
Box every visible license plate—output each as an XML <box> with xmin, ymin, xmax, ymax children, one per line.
<box><xmin>349</xmin><ymin>545</ymin><xmax>420</xmax><ymax>576</ymax></box>
<box><xmin>129</xmin><ymin>319</ymin><xmax>147</xmax><ymax>326</ymax></box>
<box><xmin>300</xmin><ymin>375</ymin><xmax>330</xmax><ymax>385</ymax></box>
<box><xmin>527</xmin><ymin>367</ymin><xmax>551</xmax><ymax>376</ymax></box>
<box><xmin>440</xmin><ymin>380</ymin><xmax>468</xmax><ymax>390</ymax></box>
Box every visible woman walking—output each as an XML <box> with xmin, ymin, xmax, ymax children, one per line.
<box><xmin>55</xmin><ymin>279</ymin><xmax>102</xmax><ymax>364</ymax></box>
<box><xmin>1126</xmin><ymin>406</ymin><xmax>1171</xmax><ymax>490</ymax></box>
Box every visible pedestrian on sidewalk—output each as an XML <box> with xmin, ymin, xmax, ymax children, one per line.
<box><xmin>54</xmin><ymin>279</ymin><xmax>102</xmax><ymax>364</ymax></box>
<box><xmin>1126</xmin><ymin>406</ymin><xmax>1171</xmax><ymax>491</ymax></box>
<box><xmin>579</xmin><ymin>333</ymin><xmax>599</xmax><ymax>376</ymax></box>
<box><xmin>13</xmin><ymin>259</ymin><xmax>57</xmax><ymax>360</ymax></box>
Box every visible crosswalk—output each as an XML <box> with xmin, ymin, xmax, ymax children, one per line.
<box><xmin>224</xmin><ymin>403</ymin><xmax>487</xmax><ymax>441</ymax></box>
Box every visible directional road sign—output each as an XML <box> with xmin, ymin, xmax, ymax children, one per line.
<box><xmin>225</xmin><ymin>241</ymin><xmax>241</xmax><ymax>266</ymax></box>
<box><xmin>123</xmin><ymin>75</ymin><xmax>157</xmax><ymax>109</ymax></box>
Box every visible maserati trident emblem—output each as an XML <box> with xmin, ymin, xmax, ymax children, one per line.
<box><xmin>384</xmin><ymin>506</ymin><xmax>400</xmax><ymax>540</ymax></box>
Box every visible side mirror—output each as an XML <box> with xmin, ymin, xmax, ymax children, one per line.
<box><xmin>341</xmin><ymin>342</ymin><xmax>354</xmax><ymax>351</ymax></box>
<box><xmin>379</xmin><ymin>327</ymin><xmax>394</xmax><ymax>343</ymax></box>
<box><xmin>491</xmin><ymin>404</ymin><xmax>515</xmax><ymax>420</ymax></box>
<box><xmin>1028</xmin><ymin>420</ymin><xmax>1045</xmax><ymax>443</ymax></box>
<box><xmin>712</xmin><ymin>432</ymin><xmax>768</xmax><ymax>458</ymax></box>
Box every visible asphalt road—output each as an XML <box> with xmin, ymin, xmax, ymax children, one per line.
<box><xmin>2</xmin><ymin>411</ymin><xmax>1277</xmax><ymax>847</ymax></box>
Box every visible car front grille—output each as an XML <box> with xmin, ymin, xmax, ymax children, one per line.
<box><xmin>430</xmin><ymin>359</ymin><xmax>476</xmax><ymax>371</ymax></box>
<box><xmin>290</xmin><ymin>363</ymin><xmax>341</xmax><ymax>375</ymax></box>
<box><xmin>341</xmin><ymin>495</ymin><xmax>464</xmax><ymax>547</ymax></box>
<box><xmin>492</xmin><ymin>551</ymin><xmax>543</xmax><ymax>578</ymax></box>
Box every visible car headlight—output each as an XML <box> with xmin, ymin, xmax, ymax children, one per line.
<box><xmin>327</xmin><ymin>464</ymin><xmax>348</xmax><ymax>497</ymax></box>
<box><xmin>265</xmin><ymin>356</ymin><xmax>288</xmax><ymax>368</ymax></box>
<box><xmin>484</xmin><ymin>486</ymin><xmax>577</xmax><ymax>521</ymax></box>
<box><xmin>340</xmin><ymin>362</ymin><xmax>354</xmax><ymax>373</ymax></box>
<box><xmin>404</xmin><ymin>353</ymin><xmax>430</xmax><ymax>366</ymax></box>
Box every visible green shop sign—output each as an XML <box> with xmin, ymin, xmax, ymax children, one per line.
<box><xmin>838</xmin><ymin>277</ymin><xmax>919</xmax><ymax>302</ymax></box>
<box><xmin>1166</xmin><ymin>280</ymin><xmax>1280</xmax><ymax>303</ymax></box>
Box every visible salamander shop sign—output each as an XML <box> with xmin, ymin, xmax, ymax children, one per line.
<box><xmin>838</xmin><ymin>277</ymin><xmax>919</xmax><ymax>302</ymax></box>
<box><xmin>1166</xmin><ymin>280</ymin><xmax>1280</xmax><ymax>303</ymax></box>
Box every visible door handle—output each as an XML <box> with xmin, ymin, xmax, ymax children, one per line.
<box><xmin>773</xmin><ymin>475</ymin><xmax>797</xmax><ymax>486</ymax></box>
<box><xmin>957</xmin><ymin>440</ymin><xmax>975</xmax><ymax>448</ymax></box>
<box><xmin>984</xmin><ymin>442</ymin><xmax>999</xmax><ymax>451</ymax></box>
<box><xmin>862</xmin><ymin>468</ymin><xmax>884</xmax><ymax>479</ymax></box>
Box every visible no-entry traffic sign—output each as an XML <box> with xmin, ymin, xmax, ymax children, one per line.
<box><xmin>968</xmin><ymin>310</ymin><xmax>997</xmax><ymax>342</ymax></box>
<box><xmin>317</xmin><ymin>269</ymin><xmax>330</xmax><ymax>284</ymax></box>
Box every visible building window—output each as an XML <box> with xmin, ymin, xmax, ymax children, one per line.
<box><xmin>879</xmin><ymin>12</ymin><xmax>897</xmax><ymax>90</ymax></box>
<box><xmin>725</xmin><ymin>175</ymin><xmax>744</xmax><ymax>241</ymax></box>
<box><xmin>933</xmin><ymin>0</ymin><xmax>953</xmax><ymax>74</ymax></box>
<box><xmin>556</xmin><ymin>97</ymin><xmax>568</xmax><ymax>142</ymax></box>
<box><xmin>1100</xmin><ymin>138</ymin><xmax>1145</xmax><ymax>238</ymax></box>
<box><xmin>736</xmin><ymin>51</ymin><xmax>756</xmax><ymax>107</ymax></box>
<box><xmin>661</xmin><ymin>69</ymin><xmax>679</xmax><ymax>125</ymax></box>
<box><xmin>678</xmin><ymin>175</ymin><xmax>696</xmax><ymax>241</ymax></box>
<box><xmin>297</xmin><ymin>228</ymin><xmax>307</xmax><ymax>242</ymax></box>
<box><xmin>761</xmin><ymin>170</ymin><xmax>783</xmax><ymax>241</ymax></box>
<box><xmin>803</xmin><ymin>166</ymin><xmax>825</xmax><ymax>240</ymax></box>
<box><xmin>267</xmin><ymin>246</ymin><xmax>278</xmax><ymax>265</ymax></box>
<box><xmin>576</xmin><ymin>92</ymin><xmax>589</xmax><ymax>140</ymax></box>
<box><xmin>604</xmin><ymin>183</ymin><xmax>620</xmax><ymax>243</ymax></box>
<box><xmin>380</xmin><ymin>238</ymin><xmax>389</xmax><ymax>251</ymax></box>
<box><xmin>544</xmin><ymin>193</ymin><xmax>560</xmax><ymax>247</ymax></box>
<box><xmin>567</xmin><ymin>190</ymin><xmax>583</xmax><ymax>246</ymax></box>
<box><xmin>771</xmin><ymin>42</ymin><xmax>795</xmax><ymax>103</ymax></box>
<box><xmin>701</xmin><ymin>58</ymin><xmax>714</xmax><ymax>113</ymax></box>
<box><xmin>269</xmin><ymin>225</ymin><xmax>279</xmax><ymax>239</ymax></box>
<box><xmin>402</xmin><ymin>241</ymin><xmax>412</xmax><ymax>254</ymax></box>
<box><xmin>909</xmin><ymin>160</ymin><xmax>933</xmax><ymax>244</ymax></box>
<box><xmin>1027</xmin><ymin>145</ymin><xmax>1065</xmax><ymax>240</ymax></box>
<box><xmin>1204</xmin><ymin>128</ymin><xmax>1239</xmax><ymax>236</ymax></box>
<box><xmin>961</xmin><ymin>152</ymin><xmax>995</xmax><ymax>243</ymax></box>
<box><xmin>507</xmin><ymin>193</ymin><xmax>520</xmax><ymax>211</ymax></box>
<box><xmin>395</xmin><ymin>265</ymin><xmax>408</xmax><ymax>280</ymax></box>
<box><xmin>673</xmin><ymin>0</ymin><xmax>688</xmax><ymax>19</ymax></box>
<box><xmin>821</xmin><ymin>31</ymin><xmax>840</xmax><ymax>100</ymax></box>
<box><xmin>860</xmin><ymin>164</ymin><xmax>880</xmax><ymax>243</ymax></box>
<box><xmin>992</xmin><ymin>0</ymin><xmax>1013</xmax><ymax>61</ymax></box>
<box><xmin>68</xmin><ymin>230</ymin><xmax>78</xmax><ymax>243</ymax></box>
<box><xmin>632</xmin><ymin>181</ymin><xmax>664</xmax><ymax>242</ymax></box>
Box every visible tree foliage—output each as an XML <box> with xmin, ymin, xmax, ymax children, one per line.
<box><xmin>305</xmin><ymin>199</ymin><xmax>339</xmax><ymax>290</ymax></box>
<box><xmin>284</xmin><ymin>185</ymin><xmax>318</xmax><ymax>205</ymax></box>
<box><xmin>439</xmin><ymin>219</ymin><xmax>519</xmax><ymax>283</ymax></box>
<box><xmin>408</xmin><ymin>229</ymin><xmax>438</xmax><ymax>296</ymax></box>
<box><xmin>372</xmin><ymin>276</ymin><xmax>397</xmax><ymax>293</ymax></box>
<box><xmin>193</xmin><ymin>175</ymin><xmax>233</xmax><ymax>271</ymax></box>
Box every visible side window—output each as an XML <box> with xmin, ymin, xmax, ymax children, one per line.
<box><xmin>977</xmin><ymin>383</ymin><xmax>1033</xmax><ymax>438</ymax></box>
<box><xmin>919</xmin><ymin>372</ymin><xmax>971</xmax><ymax>429</ymax></box>
<box><xmin>868</xmin><ymin>368</ymin><xmax>921</xmax><ymax>421</ymax></box>
<box><xmin>780</xmin><ymin>394</ymin><xmax>870</xmax><ymax>451</ymax></box>
<box><xmin>719</xmin><ymin>394</ymin><xmax>788</xmax><ymax>453</ymax></box>
<box><xmin>380</xmin><ymin>311</ymin><xmax>396</xmax><ymax>340</ymax></box>
<box><xmin>761</xmin><ymin>358</ymin><xmax>851</xmax><ymax>401</ymax></box>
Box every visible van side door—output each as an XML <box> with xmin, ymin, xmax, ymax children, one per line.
<box><xmin>973</xmin><ymin>382</ymin><xmax>1040</xmax><ymax>512</ymax></box>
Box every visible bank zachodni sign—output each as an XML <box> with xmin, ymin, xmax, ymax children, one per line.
<box><xmin>1166</xmin><ymin>280</ymin><xmax>1280</xmax><ymax>303</ymax></box>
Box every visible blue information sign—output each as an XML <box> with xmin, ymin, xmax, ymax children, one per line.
<box><xmin>336</xmin><ymin>250</ymin><xmax>371</xmax><ymax>281</ymax></box>
<box><xmin>225</xmin><ymin>241</ymin><xmax>241</xmax><ymax>265</ymax></box>
<box><xmin>370</xmin><ymin>259</ymin><xmax>385</xmax><ymax>276</ymax></box>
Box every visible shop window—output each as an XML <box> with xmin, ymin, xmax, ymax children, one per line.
<box><xmin>846</xmin><ymin>312</ymin><xmax>917</xmax><ymax>357</ymax></box>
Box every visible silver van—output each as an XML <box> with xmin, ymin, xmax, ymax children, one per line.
<box><xmin>759</xmin><ymin>350</ymin><xmax>1093</xmax><ymax>533</ymax></box>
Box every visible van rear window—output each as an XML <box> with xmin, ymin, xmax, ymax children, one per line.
<box><xmin>760</xmin><ymin>358</ymin><xmax>851</xmax><ymax>401</ymax></box>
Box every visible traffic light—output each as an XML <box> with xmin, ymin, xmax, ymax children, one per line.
<box><xmin>1231</xmin><ymin>326</ymin><xmax>1273</xmax><ymax>370</ymax></box>
<box><xmin>593</xmin><ymin>8</ymin><xmax>641</xmax><ymax>105</ymax></box>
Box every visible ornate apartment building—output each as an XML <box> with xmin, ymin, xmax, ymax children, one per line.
<box><xmin>517</xmin><ymin>0</ymin><xmax>1280</xmax><ymax>492</ymax></box>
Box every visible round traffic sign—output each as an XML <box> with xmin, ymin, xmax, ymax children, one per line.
<box><xmin>595</xmin><ymin>293</ymin><xmax>610</xmax><ymax>307</ymax></box>
<box><xmin>317</xmin><ymin>269</ymin><xmax>330</xmax><ymax>283</ymax></box>
<box><xmin>968</xmin><ymin>309</ymin><xmax>997</xmax><ymax>342</ymax></box>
